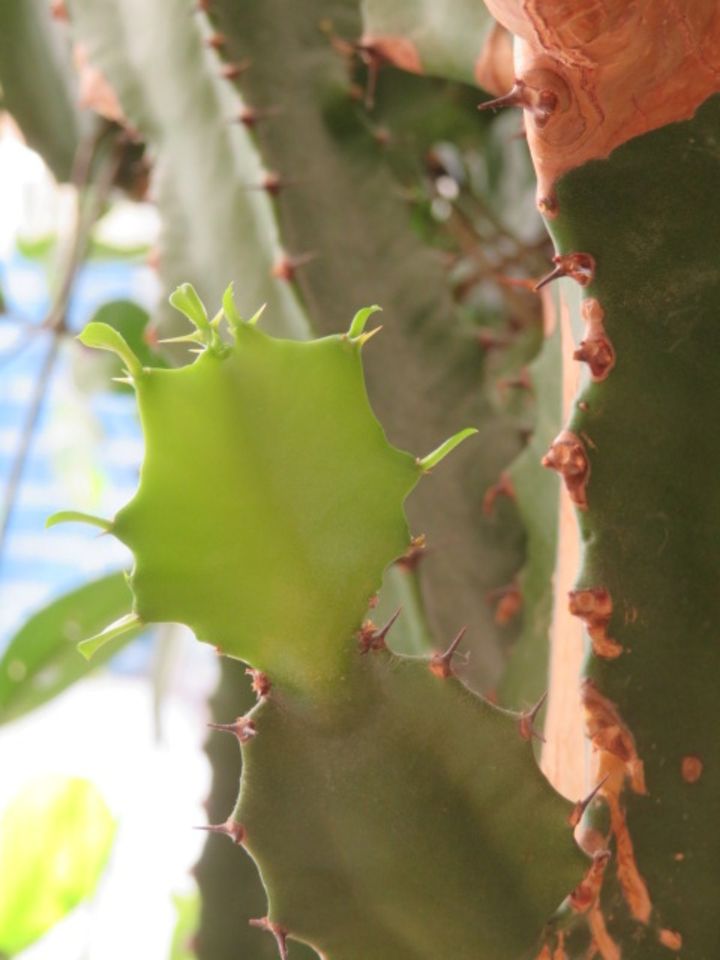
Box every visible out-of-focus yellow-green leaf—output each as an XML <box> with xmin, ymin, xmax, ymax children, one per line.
<box><xmin>0</xmin><ymin>776</ymin><xmax>116</xmax><ymax>956</ymax></box>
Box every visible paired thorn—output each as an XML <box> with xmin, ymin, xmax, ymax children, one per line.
<box><xmin>208</xmin><ymin>715</ymin><xmax>257</xmax><ymax>744</ymax></box>
<box><xmin>541</xmin><ymin>430</ymin><xmax>590</xmax><ymax>509</ymax></box>
<box><xmin>271</xmin><ymin>251</ymin><xmax>318</xmax><ymax>282</ymax></box>
<box><xmin>358</xmin><ymin>607</ymin><xmax>401</xmax><ymax>654</ymax></box>
<box><xmin>519</xmin><ymin>691</ymin><xmax>547</xmax><ymax>742</ymax></box>
<box><xmin>534</xmin><ymin>253</ymin><xmax>595</xmax><ymax>292</ymax></box>
<box><xmin>246</xmin><ymin>668</ymin><xmax>271</xmax><ymax>699</ymax></box>
<box><xmin>429</xmin><ymin>627</ymin><xmax>467</xmax><ymax>679</ymax></box>
<box><xmin>194</xmin><ymin>817</ymin><xmax>245</xmax><ymax>845</ymax></box>
<box><xmin>568</xmin><ymin>775</ymin><xmax>610</xmax><ymax>828</ymax></box>
<box><xmin>347</xmin><ymin>304</ymin><xmax>382</xmax><ymax>340</ymax></box>
<box><xmin>249</xmin><ymin>918</ymin><xmax>288</xmax><ymax>959</ymax></box>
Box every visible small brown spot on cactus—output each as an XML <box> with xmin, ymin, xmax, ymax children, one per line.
<box><xmin>249</xmin><ymin>917</ymin><xmax>288</xmax><ymax>959</ymax></box>
<box><xmin>50</xmin><ymin>0</ymin><xmax>68</xmax><ymax>20</ymax></box>
<box><xmin>568</xmin><ymin>775</ymin><xmax>610</xmax><ymax>828</ymax></box>
<box><xmin>658</xmin><ymin>929</ymin><xmax>682</xmax><ymax>951</ymax></box>
<box><xmin>578</xmin><ymin>400</ymin><xmax>590</xmax><ymax>412</ymax></box>
<box><xmin>246</xmin><ymin>668</ymin><xmax>271</xmax><ymax>699</ymax></box>
<box><xmin>482</xmin><ymin>472</ymin><xmax>515</xmax><ymax>517</ymax></box>
<box><xmin>395</xmin><ymin>534</ymin><xmax>427</xmax><ymax>572</ymax></box>
<box><xmin>569</xmin><ymin>849</ymin><xmax>611</xmax><ymax>913</ymax></box>
<box><xmin>542</xmin><ymin>430</ymin><xmax>590</xmax><ymax>509</ymax></box>
<box><xmin>568</xmin><ymin>588</ymin><xmax>622</xmax><ymax>659</ymax></box>
<box><xmin>519</xmin><ymin>691</ymin><xmax>548</xmax><ymax>742</ymax></box>
<box><xmin>260</xmin><ymin>172</ymin><xmax>284</xmax><ymax>196</ymax></box>
<box><xmin>681</xmin><ymin>754</ymin><xmax>703</xmax><ymax>783</ymax></box>
<box><xmin>357</xmin><ymin>607</ymin><xmax>401</xmax><ymax>653</ymax></box>
<box><xmin>235</xmin><ymin>105</ymin><xmax>281</xmax><ymax>128</ymax></box>
<box><xmin>208</xmin><ymin>715</ymin><xmax>257</xmax><ymax>744</ymax></box>
<box><xmin>535</xmin><ymin>253</ymin><xmax>595</xmax><ymax>291</ymax></box>
<box><xmin>429</xmin><ymin>627</ymin><xmax>467</xmax><ymax>679</ymax></box>
<box><xmin>194</xmin><ymin>817</ymin><xmax>245</xmax><ymax>845</ymax></box>
<box><xmin>220</xmin><ymin>60</ymin><xmax>251</xmax><ymax>80</ymax></box>
<box><xmin>537</xmin><ymin>193</ymin><xmax>558</xmax><ymax>218</ymax></box>
<box><xmin>206</xmin><ymin>33</ymin><xmax>226</xmax><ymax>50</ymax></box>
<box><xmin>497</xmin><ymin>367</ymin><xmax>532</xmax><ymax>399</ymax></box>
<box><xmin>271</xmin><ymin>251</ymin><xmax>318</xmax><ymax>282</ymax></box>
<box><xmin>487</xmin><ymin>582</ymin><xmax>522</xmax><ymax>626</ymax></box>
<box><xmin>673</xmin><ymin>852</ymin><xmax>685</xmax><ymax>861</ymax></box>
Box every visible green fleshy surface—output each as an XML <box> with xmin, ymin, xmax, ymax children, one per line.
<box><xmin>112</xmin><ymin>319</ymin><xmax>419</xmax><ymax>692</ymax></box>
<box><xmin>548</xmin><ymin>94</ymin><xmax>720</xmax><ymax>958</ymax></box>
<box><xmin>239</xmin><ymin>653</ymin><xmax>583</xmax><ymax>960</ymax></box>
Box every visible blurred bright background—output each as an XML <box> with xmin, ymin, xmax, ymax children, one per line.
<box><xmin>0</xmin><ymin>116</ymin><xmax>220</xmax><ymax>960</ymax></box>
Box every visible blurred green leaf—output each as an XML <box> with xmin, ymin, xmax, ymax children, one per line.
<box><xmin>0</xmin><ymin>572</ymin><xmax>140</xmax><ymax>724</ymax></box>
<box><xmin>0</xmin><ymin>776</ymin><xmax>116</xmax><ymax>956</ymax></box>
<box><xmin>169</xmin><ymin>890</ymin><xmax>200</xmax><ymax>960</ymax></box>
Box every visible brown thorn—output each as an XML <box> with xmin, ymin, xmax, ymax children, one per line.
<box><xmin>478</xmin><ymin>81</ymin><xmax>526</xmax><ymax>113</ymax></box>
<box><xmin>206</xmin><ymin>33</ymin><xmax>226</xmax><ymax>50</ymax></box>
<box><xmin>220</xmin><ymin>59</ymin><xmax>251</xmax><ymax>80</ymax></box>
<box><xmin>395</xmin><ymin>534</ymin><xmax>427</xmax><ymax>572</ymax></box>
<box><xmin>534</xmin><ymin>263</ymin><xmax>567</xmax><ymax>292</ymax></box>
<box><xmin>429</xmin><ymin>626</ymin><xmax>467</xmax><ymax>678</ymax></box>
<box><xmin>568</xmin><ymin>774</ymin><xmax>610</xmax><ymax>828</ymax></box>
<box><xmin>245</xmin><ymin>667</ymin><xmax>271</xmax><ymax>699</ymax></box>
<box><xmin>249</xmin><ymin>918</ymin><xmax>288</xmax><ymax>960</ymax></box>
<box><xmin>519</xmin><ymin>691</ymin><xmax>548</xmax><ymax>742</ymax></box>
<box><xmin>208</xmin><ymin>716</ymin><xmax>257</xmax><ymax>744</ymax></box>
<box><xmin>534</xmin><ymin>253</ymin><xmax>595</xmax><ymax>292</ymax></box>
<box><xmin>357</xmin><ymin>607</ymin><xmax>402</xmax><ymax>654</ymax></box>
<box><xmin>271</xmin><ymin>251</ymin><xmax>318</xmax><ymax>282</ymax></box>
<box><xmin>194</xmin><ymin>817</ymin><xmax>245</xmax><ymax>845</ymax></box>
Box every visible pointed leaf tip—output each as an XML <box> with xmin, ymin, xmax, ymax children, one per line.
<box><xmin>77</xmin><ymin>613</ymin><xmax>142</xmax><ymax>660</ymax></box>
<box><xmin>46</xmin><ymin>510</ymin><xmax>113</xmax><ymax>533</ymax></box>
<box><xmin>222</xmin><ymin>283</ymin><xmax>242</xmax><ymax>330</ymax></box>
<box><xmin>348</xmin><ymin>304</ymin><xmax>382</xmax><ymax>339</ymax></box>
<box><xmin>169</xmin><ymin>283</ymin><xmax>210</xmax><ymax>332</ymax></box>
<box><xmin>77</xmin><ymin>323</ymin><xmax>143</xmax><ymax>379</ymax></box>
<box><xmin>418</xmin><ymin>428</ymin><xmax>478</xmax><ymax>472</ymax></box>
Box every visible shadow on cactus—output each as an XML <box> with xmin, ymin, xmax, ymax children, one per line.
<box><xmin>53</xmin><ymin>285</ymin><xmax>588</xmax><ymax>959</ymax></box>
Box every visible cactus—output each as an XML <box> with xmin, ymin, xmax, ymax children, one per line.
<box><xmin>74</xmin><ymin>287</ymin><xmax>586</xmax><ymax>958</ymax></box>
<box><xmin>481</xmin><ymin>3</ymin><xmax>720</xmax><ymax>956</ymax></box>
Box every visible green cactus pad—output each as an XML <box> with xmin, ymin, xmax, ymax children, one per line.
<box><xmin>239</xmin><ymin>652</ymin><xmax>583</xmax><ymax>960</ymax></box>
<box><xmin>103</xmin><ymin>299</ymin><xmax>422</xmax><ymax>693</ymax></box>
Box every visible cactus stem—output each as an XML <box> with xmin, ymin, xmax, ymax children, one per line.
<box><xmin>194</xmin><ymin>817</ymin><xmax>246</xmax><ymax>845</ymax></box>
<box><xmin>249</xmin><ymin>918</ymin><xmax>288</xmax><ymax>959</ymax></box>
<box><xmin>357</xmin><ymin>607</ymin><xmax>402</xmax><ymax>654</ymax></box>
<box><xmin>271</xmin><ymin>251</ymin><xmax>318</xmax><ymax>282</ymax></box>
<box><xmin>208</xmin><ymin>716</ymin><xmax>257</xmax><ymax>743</ymax></box>
<box><xmin>220</xmin><ymin>60</ymin><xmax>251</xmax><ymax>80</ymax></box>
<box><xmin>395</xmin><ymin>534</ymin><xmax>427</xmax><ymax>572</ymax></box>
<box><xmin>519</xmin><ymin>690</ymin><xmax>548</xmax><ymax>743</ymax></box>
<box><xmin>429</xmin><ymin>627</ymin><xmax>467</xmax><ymax>679</ymax></box>
<box><xmin>534</xmin><ymin>253</ymin><xmax>595</xmax><ymax>292</ymax></box>
<box><xmin>482</xmin><ymin>471</ymin><xmax>515</xmax><ymax>517</ymax></box>
<box><xmin>541</xmin><ymin>430</ymin><xmax>590</xmax><ymax>509</ymax></box>
<box><xmin>568</xmin><ymin>775</ymin><xmax>610</xmax><ymax>828</ymax></box>
<box><xmin>681</xmin><ymin>755</ymin><xmax>703</xmax><ymax>783</ymax></box>
<box><xmin>246</xmin><ymin>667</ymin><xmax>271</xmax><ymax>699</ymax></box>
<box><xmin>568</xmin><ymin>588</ymin><xmax>622</xmax><ymax>660</ymax></box>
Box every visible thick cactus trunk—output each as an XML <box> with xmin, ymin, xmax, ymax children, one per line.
<box><xmin>485</xmin><ymin>3</ymin><xmax>720</xmax><ymax>956</ymax></box>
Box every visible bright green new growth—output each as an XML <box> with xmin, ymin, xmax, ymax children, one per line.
<box><xmin>77</xmin><ymin>285</ymin><xmax>584</xmax><ymax>958</ymax></box>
